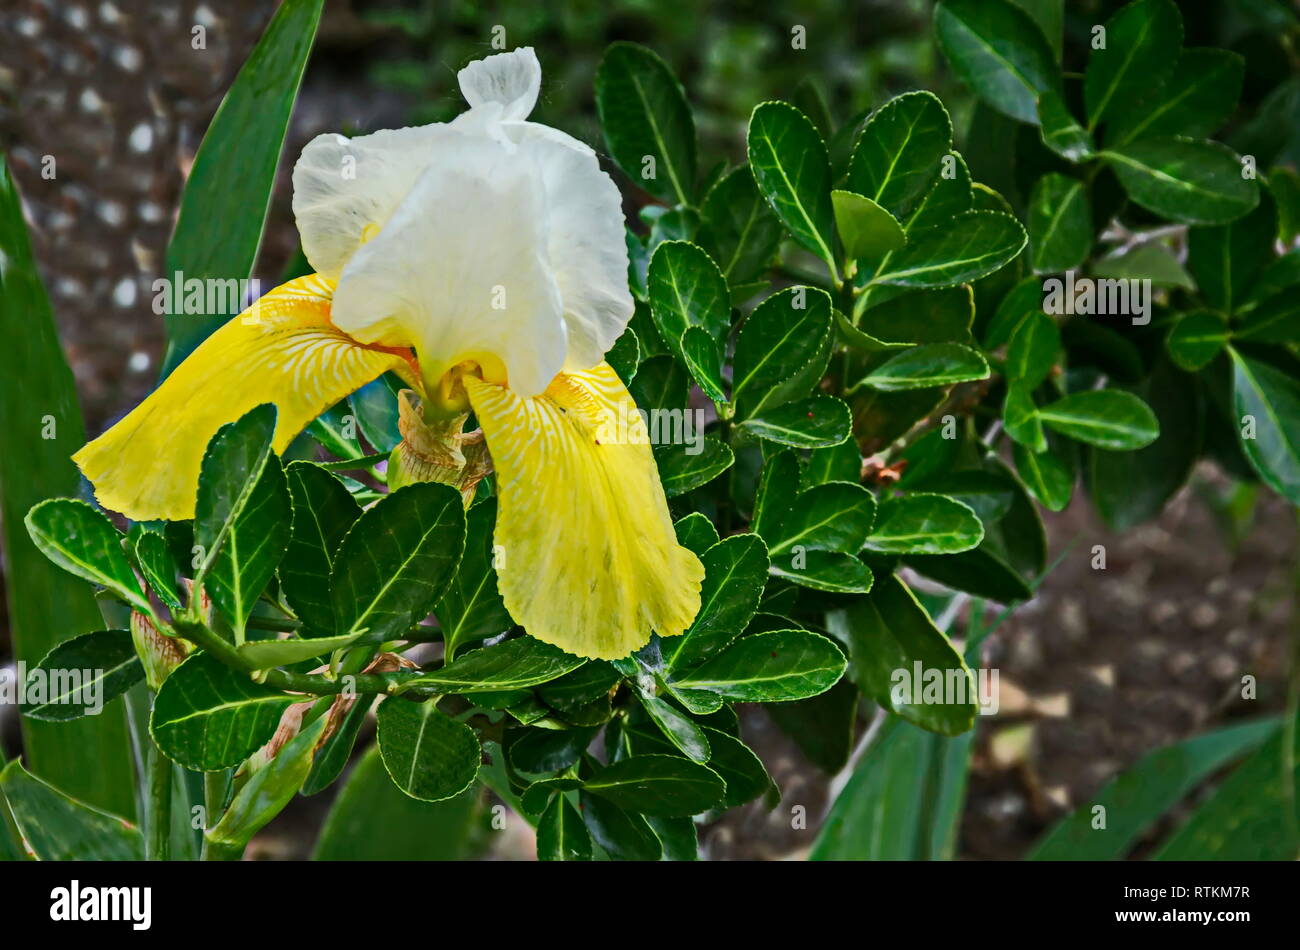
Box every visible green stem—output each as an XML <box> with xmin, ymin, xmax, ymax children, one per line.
<box><xmin>199</xmin><ymin>771</ymin><xmax>242</xmax><ymax>861</ymax></box>
<box><xmin>174</xmin><ymin>617</ymin><xmax>415</xmax><ymax>698</ymax></box>
<box><xmin>202</xmin><ymin>839</ymin><xmax>245</xmax><ymax>861</ymax></box>
<box><xmin>317</xmin><ymin>452</ymin><xmax>390</xmax><ymax>471</ymax></box>
<box><xmin>146</xmin><ymin>744</ymin><xmax>171</xmax><ymax>861</ymax></box>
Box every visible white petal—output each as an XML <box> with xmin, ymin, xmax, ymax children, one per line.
<box><xmin>519</xmin><ymin>130</ymin><xmax>634</xmax><ymax>370</ymax></box>
<box><xmin>457</xmin><ymin>47</ymin><xmax>541</xmax><ymax>120</ymax></box>
<box><xmin>291</xmin><ymin>124</ymin><xmax>453</xmax><ymax>277</ymax></box>
<box><xmin>330</xmin><ymin>134</ymin><xmax>568</xmax><ymax>398</ymax></box>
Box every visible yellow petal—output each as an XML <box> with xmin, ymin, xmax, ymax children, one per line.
<box><xmin>74</xmin><ymin>274</ymin><xmax>421</xmax><ymax>521</ymax></box>
<box><xmin>465</xmin><ymin>362</ymin><xmax>704</xmax><ymax>660</ymax></box>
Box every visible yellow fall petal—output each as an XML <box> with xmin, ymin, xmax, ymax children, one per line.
<box><xmin>465</xmin><ymin>362</ymin><xmax>704</xmax><ymax>660</ymax></box>
<box><xmin>73</xmin><ymin>274</ymin><xmax>421</xmax><ymax>522</ymax></box>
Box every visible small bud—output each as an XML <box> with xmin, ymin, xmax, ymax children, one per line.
<box><xmin>130</xmin><ymin>610</ymin><xmax>193</xmax><ymax>690</ymax></box>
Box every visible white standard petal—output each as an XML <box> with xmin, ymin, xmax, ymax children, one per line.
<box><xmin>457</xmin><ymin>47</ymin><xmax>541</xmax><ymax>120</ymax></box>
<box><xmin>292</xmin><ymin>123</ymin><xmax>455</xmax><ymax>278</ymax></box>
<box><xmin>520</xmin><ymin>129</ymin><xmax>634</xmax><ymax>371</ymax></box>
<box><xmin>329</xmin><ymin>134</ymin><xmax>568</xmax><ymax>398</ymax></box>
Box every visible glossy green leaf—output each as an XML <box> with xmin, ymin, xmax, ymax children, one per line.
<box><xmin>19</xmin><ymin>630</ymin><xmax>143</xmax><ymax>722</ymax></box>
<box><xmin>1036</xmin><ymin>90</ymin><xmax>1093</xmax><ymax>162</ymax></box>
<box><xmin>1038</xmin><ymin>389</ymin><xmax>1160</xmax><ymax>449</ymax></box>
<box><xmin>150</xmin><ymin>652</ymin><xmax>297</xmax><ymax>771</ymax></box>
<box><xmin>673</xmin><ymin>512</ymin><xmax>720</xmax><ymax>557</ymax></box>
<box><xmin>1006</xmin><ymin>310</ymin><xmax>1061</xmax><ymax>388</ymax></box>
<box><xmin>679</xmin><ymin>324</ymin><xmax>726</xmax><ymax>402</ymax></box>
<box><xmin>827</xmin><ymin>573</ymin><xmax>976</xmax><ymax>734</ymax></box>
<box><xmin>583</xmin><ymin>755</ymin><xmax>726</xmax><ymax>817</ymax></box>
<box><xmin>804</xmin><ymin>439</ymin><xmax>864</xmax><ymax>488</ymax></box>
<box><xmin>747</xmin><ymin>101</ymin><xmax>839</xmax><ymax>274</ymax></box>
<box><xmin>737</xmin><ymin>394</ymin><xmax>851</xmax><ymax>448</ymax></box>
<box><xmin>302</xmin><ymin>698</ymin><xmax>370</xmax><ymax>797</ymax></box>
<box><xmin>0</xmin><ymin>760</ymin><xmax>141</xmax><ymax>860</ymax></box>
<box><xmin>1187</xmin><ymin>198</ymin><xmax>1276</xmax><ymax>314</ymax></box>
<box><xmin>906</xmin><ymin>545</ymin><xmax>1033</xmax><ymax>603</ymax></box>
<box><xmin>655</xmin><ymin>436</ymin><xmax>735</xmax><ymax>497</ymax></box>
<box><xmin>849</xmin><ymin>287</ymin><xmax>975</xmax><ymax>350</ymax></box>
<box><xmin>206</xmin><ymin>715</ymin><xmax>327</xmax><ymax>851</ymax></box>
<box><xmin>510</xmin><ymin>727</ymin><xmax>600</xmax><ymax>774</ymax></box>
<box><xmin>934</xmin><ymin>0</ymin><xmax>1059</xmax><ymax>124</ymax></box>
<box><xmin>1027</xmin><ymin>173</ymin><xmax>1090</xmax><ymax>273</ymax></box>
<box><xmin>1004</xmin><ymin>383</ymin><xmax>1047</xmax><ymax>452</ymax></box>
<box><xmin>434</xmin><ymin>498</ymin><xmax>512</xmax><ymax>660</ymax></box>
<box><xmin>305</xmin><ymin>400</ymin><xmax>363</xmax><ymax>460</ymax></box>
<box><xmin>1235</xmin><ymin>287</ymin><xmax>1300</xmax><ymax>344</ymax></box>
<box><xmin>1166</xmin><ymin>310</ymin><xmax>1228</xmax><ymax>371</ymax></box>
<box><xmin>595</xmin><ymin>42</ymin><xmax>696</xmax><ymax>206</ymax></box>
<box><xmin>1108</xmin><ymin>48</ymin><xmax>1244</xmax><ymax>146</ymax></box>
<box><xmin>906</xmin><ymin>152</ymin><xmax>973</xmax><ymax>232</ymax></box>
<box><xmin>194</xmin><ymin>404</ymin><xmax>291</xmax><ymax>638</ymax></box>
<box><xmin>732</xmin><ymin>287</ymin><xmax>833</xmax><ymax>419</ymax></box>
<box><xmin>24</xmin><ymin>499</ymin><xmax>150</xmax><ymax>614</ymax></box>
<box><xmin>856</xmin><ymin>343</ymin><xmax>989</xmax><ymax>392</ymax></box>
<box><xmin>1231</xmin><ymin>349</ymin><xmax>1300</xmax><ymax>504</ymax></box>
<box><xmin>698</xmin><ymin>164</ymin><xmax>783</xmax><ymax>284</ymax></box>
<box><xmin>765</xmin><ymin>482</ymin><xmax>877</xmax><ymax>557</ymax></box>
<box><xmin>646</xmin><ymin>241</ymin><xmax>730</xmax><ymax>370</ymax></box>
<box><xmin>376</xmin><ymin>697</ymin><xmax>480</xmax><ymax>802</ymax></box>
<box><xmin>873</xmin><ymin>211</ymin><xmax>1026</xmax><ymax>288</ymax></box>
<box><xmin>638</xmin><ymin>692</ymin><xmax>710</xmax><ymax>763</ymax></box>
<box><xmin>537</xmin><ymin>793</ymin><xmax>592</xmax><ymax>861</ymax></box>
<box><xmin>670</xmin><ymin>630</ymin><xmax>846</xmax><ymax>703</ymax></box>
<box><xmin>405</xmin><ymin>637</ymin><xmax>584</xmax><ymax>693</ymax></box>
<box><xmin>1012</xmin><ymin>442</ymin><xmax>1073</xmax><ymax>511</ymax></box>
<box><xmin>580</xmin><ymin>791</ymin><xmax>664</xmax><ymax>861</ymax></box>
<box><xmin>701</xmin><ymin>727</ymin><xmax>772</xmax><ymax>808</ymax></box>
<box><xmin>768</xmin><ymin>550</ymin><xmax>874</xmax><ymax>594</ymax></box>
<box><xmin>281</xmin><ymin>462</ymin><xmax>361</xmax><ymax>635</ymax></box>
<box><xmin>161</xmin><ymin>0</ymin><xmax>325</xmax><ymax>371</ymax></box>
<box><xmin>331</xmin><ymin>482</ymin><xmax>465</xmax><ymax>640</ymax></box>
<box><xmin>132</xmin><ymin>528</ymin><xmax>181</xmax><ymax>609</ymax></box>
<box><xmin>349</xmin><ymin>375</ymin><xmax>402</xmax><ymax>453</ymax></box>
<box><xmin>863</xmin><ymin>493</ymin><xmax>983</xmax><ymax>555</ymax></box>
<box><xmin>663</xmin><ymin>534</ymin><xmax>769</xmax><ymax>674</ymax></box>
<box><xmin>831</xmin><ymin>191</ymin><xmax>905</xmax><ymax>263</ymax></box>
<box><xmin>1103</xmin><ymin>139</ymin><xmax>1259</xmax><ymax>226</ymax></box>
<box><xmin>1083</xmin><ymin>0</ymin><xmax>1182</xmax><ymax>131</ymax></box>
<box><xmin>235</xmin><ymin>632</ymin><xmax>363</xmax><ymax>671</ymax></box>
<box><xmin>846</xmin><ymin>91</ymin><xmax>953</xmax><ymax>217</ymax></box>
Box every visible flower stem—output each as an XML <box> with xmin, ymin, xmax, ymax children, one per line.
<box><xmin>146</xmin><ymin>744</ymin><xmax>171</xmax><ymax>861</ymax></box>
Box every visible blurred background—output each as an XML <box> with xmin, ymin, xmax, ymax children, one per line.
<box><xmin>0</xmin><ymin>0</ymin><xmax>1296</xmax><ymax>858</ymax></box>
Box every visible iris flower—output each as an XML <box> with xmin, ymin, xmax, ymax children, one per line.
<box><xmin>74</xmin><ymin>48</ymin><xmax>704</xmax><ymax>661</ymax></box>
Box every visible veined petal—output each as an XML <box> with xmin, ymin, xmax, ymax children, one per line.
<box><xmin>457</xmin><ymin>47</ymin><xmax>541</xmax><ymax>120</ymax></box>
<box><xmin>465</xmin><ymin>363</ymin><xmax>703</xmax><ymax>660</ymax></box>
<box><xmin>73</xmin><ymin>274</ymin><xmax>420</xmax><ymax>522</ymax></box>
<box><xmin>522</xmin><ymin>131</ymin><xmax>634</xmax><ymax>372</ymax></box>
<box><xmin>331</xmin><ymin>135</ymin><xmax>568</xmax><ymax>397</ymax></box>
<box><xmin>292</xmin><ymin>123</ymin><xmax>456</xmax><ymax>279</ymax></box>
